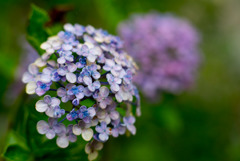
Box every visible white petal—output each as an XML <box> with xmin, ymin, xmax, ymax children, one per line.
<box><xmin>83</xmin><ymin>76</ymin><xmax>92</xmax><ymax>85</ymax></box>
<box><xmin>40</xmin><ymin>42</ymin><xmax>51</xmax><ymax>50</ymax></box>
<box><xmin>82</xmin><ymin>128</ymin><xmax>93</xmax><ymax>141</ymax></box>
<box><xmin>45</xmin><ymin>107</ymin><xmax>54</xmax><ymax>117</ymax></box>
<box><xmin>35</xmin><ymin>100</ymin><xmax>48</xmax><ymax>112</ymax></box>
<box><xmin>26</xmin><ymin>81</ymin><xmax>37</xmax><ymax>94</ymax></box>
<box><xmin>46</xmin><ymin>48</ymin><xmax>55</xmax><ymax>54</ymax></box>
<box><xmin>51</xmin><ymin>97</ymin><xmax>60</xmax><ymax>107</ymax></box>
<box><xmin>100</xmin><ymin>86</ymin><xmax>109</xmax><ymax>97</ymax></box>
<box><xmin>28</xmin><ymin>64</ymin><xmax>38</xmax><ymax>75</ymax></box>
<box><xmin>57</xmin><ymin>57</ymin><xmax>66</xmax><ymax>64</ymax></box>
<box><xmin>72</xmin><ymin>125</ymin><xmax>82</xmax><ymax>136</ymax></box>
<box><xmin>105</xmin><ymin>59</ymin><xmax>115</xmax><ymax>67</ymax></box>
<box><xmin>64</xmin><ymin>23</ymin><xmax>74</xmax><ymax>32</ymax></box>
<box><xmin>40</xmin><ymin>74</ymin><xmax>51</xmax><ymax>83</ymax></box>
<box><xmin>68</xmin><ymin>63</ymin><xmax>77</xmax><ymax>73</ymax></box>
<box><xmin>57</xmin><ymin>136</ymin><xmax>69</xmax><ymax>148</ymax></box>
<box><xmin>37</xmin><ymin>120</ymin><xmax>49</xmax><ymax>134</ymax></box>
<box><xmin>66</xmin><ymin>73</ymin><xmax>76</xmax><ymax>83</ymax></box>
<box><xmin>46</xmin><ymin>129</ymin><xmax>56</xmax><ymax>139</ymax></box>
<box><xmin>22</xmin><ymin>72</ymin><xmax>33</xmax><ymax>83</ymax></box>
<box><xmin>34</xmin><ymin>58</ymin><xmax>46</xmax><ymax>67</ymax></box>
<box><xmin>87</xmin><ymin>54</ymin><xmax>97</xmax><ymax>63</ymax></box>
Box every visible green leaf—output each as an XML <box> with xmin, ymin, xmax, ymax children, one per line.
<box><xmin>2</xmin><ymin>145</ymin><xmax>32</xmax><ymax>161</ymax></box>
<box><xmin>116</xmin><ymin>107</ymin><xmax>126</xmax><ymax>116</ymax></box>
<box><xmin>80</xmin><ymin>98</ymin><xmax>96</xmax><ymax>107</ymax></box>
<box><xmin>2</xmin><ymin>131</ymin><xmax>32</xmax><ymax>161</ymax></box>
<box><xmin>27</xmin><ymin>4</ymin><xmax>50</xmax><ymax>55</ymax></box>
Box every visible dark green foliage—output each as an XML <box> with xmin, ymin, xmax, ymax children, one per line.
<box><xmin>27</xmin><ymin>4</ymin><xmax>50</xmax><ymax>55</ymax></box>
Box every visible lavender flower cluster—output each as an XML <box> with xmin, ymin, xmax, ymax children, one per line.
<box><xmin>118</xmin><ymin>13</ymin><xmax>201</xmax><ymax>98</ymax></box>
<box><xmin>22</xmin><ymin>23</ymin><xmax>140</xmax><ymax>160</ymax></box>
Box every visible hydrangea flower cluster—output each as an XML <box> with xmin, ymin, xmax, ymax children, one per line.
<box><xmin>22</xmin><ymin>23</ymin><xmax>140</xmax><ymax>160</ymax></box>
<box><xmin>118</xmin><ymin>13</ymin><xmax>201</xmax><ymax>98</ymax></box>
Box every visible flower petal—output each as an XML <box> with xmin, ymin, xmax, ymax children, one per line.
<box><xmin>66</xmin><ymin>73</ymin><xmax>77</xmax><ymax>83</ymax></box>
<box><xmin>46</xmin><ymin>129</ymin><xmax>56</xmax><ymax>139</ymax></box>
<box><xmin>57</xmin><ymin>136</ymin><xmax>69</xmax><ymax>148</ymax></box>
<box><xmin>82</xmin><ymin>128</ymin><xmax>93</xmax><ymax>141</ymax></box>
<box><xmin>37</xmin><ymin>120</ymin><xmax>49</xmax><ymax>134</ymax></box>
<box><xmin>72</xmin><ymin>125</ymin><xmax>82</xmax><ymax>136</ymax></box>
<box><xmin>35</xmin><ymin>100</ymin><xmax>48</xmax><ymax>112</ymax></box>
<box><xmin>26</xmin><ymin>81</ymin><xmax>37</xmax><ymax>94</ymax></box>
<box><xmin>88</xmin><ymin>151</ymin><xmax>98</xmax><ymax>161</ymax></box>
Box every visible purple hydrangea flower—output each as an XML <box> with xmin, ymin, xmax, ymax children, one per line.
<box><xmin>57</xmin><ymin>50</ymin><xmax>74</xmax><ymax>64</ymax></box>
<box><xmin>57</xmin><ymin>125</ymin><xmax>77</xmax><ymax>148</ymax></box>
<box><xmin>103</xmin><ymin>59</ymin><xmax>125</xmax><ymax>78</ymax></box>
<box><xmin>111</xmin><ymin>119</ymin><xmax>126</xmax><ymax>137</ymax></box>
<box><xmin>22</xmin><ymin>64</ymin><xmax>39</xmax><ymax>84</ymax></box>
<box><xmin>37</xmin><ymin>118</ymin><xmax>65</xmax><ymax>139</ymax></box>
<box><xmin>96</xmin><ymin>86</ymin><xmax>112</xmax><ymax>109</ymax></box>
<box><xmin>67</xmin><ymin>85</ymin><xmax>85</xmax><ymax>99</ymax></box>
<box><xmin>57</xmin><ymin>84</ymin><xmax>75</xmax><ymax>103</ymax></box>
<box><xmin>41</xmin><ymin>67</ymin><xmax>61</xmax><ymax>83</ymax></box>
<box><xmin>83</xmin><ymin>76</ymin><xmax>101</xmax><ymax>92</ymax></box>
<box><xmin>95</xmin><ymin>122</ymin><xmax>110</xmax><ymax>142</ymax></box>
<box><xmin>35</xmin><ymin>81</ymin><xmax>52</xmax><ymax>96</ymax></box>
<box><xmin>35</xmin><ymin>95</ymin><xmax>61</xmax><ymax>117</ymax></box>
<box><xmin>106</xmin><ymin>73</ymin><xmax>122</xmax><ymax>92</ymax></box>
<box><xmin>53</xmin><ymin>106</ymin><xmax>65</xmax><ymax>118</ymax></box>
<box><xmin>118</xmin><ymin>13</ymin><xmax>201</xmax><ymax>98</ymax></box>
<box><xmin>66</xmin><ymin>109</ymin><xmax>79</xmax><ymax>121</ymax></box>
<box><xmin>123</xmin><ymin>116</ymin><xmax>136</xmax><ymax>135</ymax></box>
<box><xmin>78</xmin><ymin>106</ymin><xmax>96</xmax><ymax>123</ymax></box>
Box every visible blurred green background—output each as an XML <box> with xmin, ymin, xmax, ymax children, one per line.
<box><xmin>1</xmin><ymin>0</ymin><xmax>240</xmax><ymax>161</ymax></box>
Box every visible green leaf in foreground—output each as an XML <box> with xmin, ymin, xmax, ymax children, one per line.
<box><xmin>1</xmin><ymin>131</ymin><xmax>32</xmax><ymax>161</ymax></box>
<box><xmin>27</xmin><ymin>4</ymin><xmax>50</xmax><ymax>55</ymax></box>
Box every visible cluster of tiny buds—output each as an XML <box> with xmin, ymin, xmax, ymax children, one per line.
<box><xmin>22</xmin><ymin>23</ymin><xmax>141</xmax><ymax>160</ymax></box>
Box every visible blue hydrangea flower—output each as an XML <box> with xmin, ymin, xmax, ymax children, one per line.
<box><xmin>67</xmin><ymin>85</ymin><xmax>85</xmax><ymax>99</ymax></box>
<box><xmin>57</xmin><ymin>50</ymin><xmax>74</xmax><ymax>64</ymax></box>
<box><xmin>22</xmin><ymin>23</ymin><xmax>141</xmax><ymax>160</ymax></box>
<box><xmin>66</xmin><ymin>109</ymin><xmax>79</xmax><ymax>121</ymax></box>
<box><xmin>78</xmin><ymin>106</ymin><xmax>96</xmax><ymax>123</ymax></box>
<box><xmin>53</xmin><ymin>106</ymin><xmax>65</xmax><ymax>118</ymax></box>
<box><xmin>35</xmin><ymin>81</ymin><xmax>52</xmax><ymax>96</ymax></box>
<box><xmin>76</xmin><ymin>57</ymin><xmax>87</xmax><ymax>69</ymax></box>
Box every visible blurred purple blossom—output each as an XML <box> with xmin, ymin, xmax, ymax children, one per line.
<box><xmin>118</xmin><ymin>13</ymin><xmax>201</xmax><ymax>98</ymax></box>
